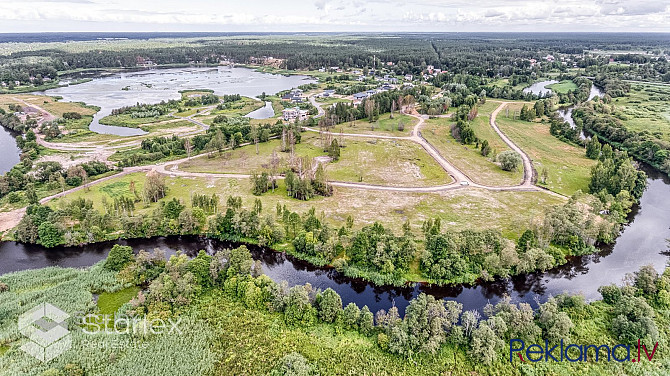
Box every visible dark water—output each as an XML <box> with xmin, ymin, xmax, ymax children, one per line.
<box><xmin>0</xmin><ymin>126</ymin><xmax>20</xmax><ymax>174</ymax></box>
<box><xmin>1</xmin><ymin>165</ymin><xmax>668</xmax><ymax>314</ymax></box>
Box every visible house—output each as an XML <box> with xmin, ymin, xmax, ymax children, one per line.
<box><xmin>1</xmin><ymin>82</ymin><xmax>6</xmax><ymax>87</ymax></box>
<box><xmin>545</xmin><ymin>55</ymin><xmax>555</xmax><ymax>62</ymax></box>
<box><xmin>357</xmin><ymin>75</ymin><xmax>366</xmax><ymax>81</ymax></box>
<box><xmin>353</xmin><ymin>92</ymin><xmax>370</xmax><ymax>100</ymax></box>
<box><xmin>283</xmin><ymin>107</ymin><xmax>309</xmax><ymax>122</ymax></box>
<box><xmin>14</xmin><ymin>81</ymin><xmax>20</xmax><ymax>86</ymax></box>
<box><xmin>404</xmin><ymin>74</ymin><xmax>413</xmax><ymax>81</ymax></box>
<box><xmin>281</xmin><ymin>89</ymin><xmax>305</xmax><ymax>103</ymax></box>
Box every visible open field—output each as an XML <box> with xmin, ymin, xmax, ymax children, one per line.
<box><xmin>47</xmin><ymin>170</ymin><xmax>562</xmax><ymax>238</ymax></box>
<box><xmin>546</xmin><ymin>80</ymin><xmax>578</xmax><ymax>94</ymax></box>
<box><xmin>612</xmin><ymin>84</ymin><xmax>670</xmax><ymax>142</ymax></box>
<box><xmin>0</xmin><ymin>94</ymin><xmax>98</xmax><ymax>117</ymax></box>
<box><xmin>99</xmin><ymin>113</ymin><xmax>174</xmax><ymax>128</ymax></box>
<box><xmin>495</xmin><ymin>112</ymin><xmax>595</xmax><ymax>196</ymax></box>
<box><xmin>422</xmin><ymin>110</ymin><xmax>524</xmax><ymax>187</ymax></box>
<box><xmin>179</xmin><ymin>132</ymin><xmax>451</xmax><ymax>187</ymax></box>
<box><xmin>330</xmin><ymin>113</ymin><xmax>417</xmax><ymax>137</ymax></box>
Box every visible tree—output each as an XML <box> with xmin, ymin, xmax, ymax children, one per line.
<box><xmin>105</xmin><ymin>244</ymin><xmax>134</xmax><ymax>271</ymax></box>
<box><xmin>316</xmin><ymin>288</ymin><xmax>342</xmax><ymax>323</ymax></box>
<box><xmin>586</xmin><ymin>136</ymin><xmax>602</xmax><ymax>159</ymax></box>
<box><xmin>480</xmin><ymin>139</ymin><xmax>491</xmax><ymax>157</ymax></box>
<box><xmin>25</xmin><ymin>183</ymin><xmax>38</xmax><ymax>205</ymax></box>
<box><xmin>327</xmin><ymin>139</ymin><xmax>340</xmax><ymax>160</ymax></box>
<box><xmin>358</xmin><ymin>305</ymin><xmax>374</xmax><ymax>334</ymax></box>
<box><xmin>388</xmin><ymin>294</ymin><xmax>462</xmax><ymax>356</ymax></box>
<box><xmin>498</xmin><ymin>150</ymin><xmax>521</xmax><ymax>171</ymax></box>
<box><xmin>343</xmin><ymin>303</ymin><xmax>360</xmax><ymax>329</ymax></box>
<box><xmin>144</xmin><ymin>171</ymin><xmax>166</xmax><ymax>202</ymax></box>
<box><xmin>250</xmin><ymin>125</ymin><xmax>260</xmax><ymax>155</ymax></box>
<box><xmin>37</xmin><ymin>222</ymin><xmax>62</xmax><ymax>248</ymax></box>
<box><xmin>269</xmin><ymin>352</ymin><xmax>316</xmax><ymax>376</ymax></box>
<box><xmin>188</xmin><ymin>250</ymin><xmax>213</xmax><ymax>287</ymax></box>
<box><xmin>184</xmin><ymin>138</ymin><xmax>193</xmax><ymax>158</ymax></box>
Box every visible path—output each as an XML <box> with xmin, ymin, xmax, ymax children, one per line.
<box><xmin>0</xmin><ymin>96</ymin><xmax>564</xmax><ymax>236</ymax></box>
<box><xmin>489</xmin><ymin>102</ymin><xmax>535</xmax><ymax>186</ymax></box>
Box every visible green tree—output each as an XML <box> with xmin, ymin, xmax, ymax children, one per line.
<box><xmin>105</xmin><ymin>244</ymin><xmax>134</xmax><ymax>271</ymax></box>
<box><xmin>37</xmin><ymin>222</ymin><xmax>62</xmax><ymax>248</ymax></box>
<box><xmin>316</xmin><ymin>288</ymin><xmax>342</xmax><ymax>323</ymax></box>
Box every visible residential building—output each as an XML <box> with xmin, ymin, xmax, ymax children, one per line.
<box><xmin>283</xmin><ymin>107</ymin><xmax>309</xmax><ymax>122</ymax></box>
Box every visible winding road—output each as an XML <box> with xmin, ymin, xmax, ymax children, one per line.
<box><xmin>0</xmin><ymin>95</ymin><xmax>562</xmax><ymax>234</ymax></box>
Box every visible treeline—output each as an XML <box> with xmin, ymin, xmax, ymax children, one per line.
<box><xmin>116</xmin><ymin>117</ymin><xmax>292</xmax><ymax>166</ymax></box>
<box><xmin>104</xmin><ymin>242</ymin><xmax>669</xmax><ymax>365</ymax></box>
<box><xmin>1</xmin><ymin>158</ymin><xmax>110</xmax><ymax>208</ymax></box>
<box><xmin>110</xmin><ymin>100</ymin><xmax>181</xmax><ymax>118</ymax></box>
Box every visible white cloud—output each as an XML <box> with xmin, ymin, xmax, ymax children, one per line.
<box><xmin>0</xmin><ymin>0</ymin><xmax>667</xmax><ymax>32</ymax></box>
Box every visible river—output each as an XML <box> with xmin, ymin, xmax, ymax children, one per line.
<box><xmin>1</xmin><ymin>161</ymin><xmax>668</xmax><ymax>315</ymax></box>
<box><xmin>40</xmin><ymin>67</ymin><xmax>314</xmax><ymax>136</ymax></box>
<box><xmin>0</xmin><ymin>79</ymin><xmax>667</xmax><ymax>315</ymax></box>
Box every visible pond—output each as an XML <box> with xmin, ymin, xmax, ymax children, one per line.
<box><xmin>522</xmin><ymin>80</ymin><xmax>558</xmax><ymax>96</ymax></box>
<box><xmin>1</xmin><ymin>162</ymin><xmax>668</xmax><ymax>315</ymax></box>
<box><xmin>41</xmin><ymin>67</ymin><xmax>315</xmax><ymax>136</ymax></box>
<box><xmin>245</xmin><ymin>101</ymin><xmax>275</xmax><ymax>119</ymax></box>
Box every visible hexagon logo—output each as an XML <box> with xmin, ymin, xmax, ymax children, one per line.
<box><xmin>18</xmin><ymin>302</ymin><xmax>71</xmax><ymax>362</ymax></box>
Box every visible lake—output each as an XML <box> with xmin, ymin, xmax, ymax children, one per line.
<box><xmin>41</xmin><ymin>67</ymin><xmax>315</xmax><ymax>135</ymax></box>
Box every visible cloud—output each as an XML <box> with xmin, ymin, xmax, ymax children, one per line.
<box><xmin>0</xmin><ymin>0</ymin><xmax>668</xmax><ymax>32</ymax></box>
<box><xmin>597</xmin><ymin>0</ymin><xmax>669</xmax><ymax>16</ymax></box>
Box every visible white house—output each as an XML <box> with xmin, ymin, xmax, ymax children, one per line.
<box><xmin>283</xmin><ymin>107</ymin><xmax>309</xmax><ymax>122</ymax></box>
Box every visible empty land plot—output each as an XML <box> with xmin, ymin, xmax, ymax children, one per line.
<box><xmin>48</xmin><ymin>172</ymin><xmax>563</xmax><ymax>238</ymax></box>
<box><xmin>180</xmin><ymin>132</ymin><xmax>451</xmax><ymax>187</ymax></box>
<box><xmin>495</xmin><ymin>113</ymin><xmax>595</xmax><ymax>196</ymax></box>
<box><xmin>422</xmin><ymin>116</ymin><xmax>523</xmax><ymax>186</ymax></box>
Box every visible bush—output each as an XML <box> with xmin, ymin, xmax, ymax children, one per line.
<box><xmin>498</xmin><ymin>150</ymin><xmax>522</xmax><ymax>171</ymax></box>
<box><xmin>105</xmin><ymin>244</ymin><xmax>135</xmax><ymax>271</ymax></box>
<box><xmin>269</xmin><ymin>352</ymin><xmax>316</xmax><ymax>376</ymax></box>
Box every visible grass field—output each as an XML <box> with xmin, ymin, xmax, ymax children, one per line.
<box><xmin>546</xmin><ymin>80</ymin><xmax>578</xmax><ymax>94</ymax></box>
<box><xmin>422</xmin><ymin>105</ymin><xmax>524</xmax><ymax>187</ymax></box>
<box><xmin>495</xmin><ymin>109</ymin><xmax>596</xmax><ymax>196</ymax></box>
<box><xmin>0</xmin><ymin>94</ymin><xmax>98</xmax><ymax>117</ymax></box>
<box><xmin>97</xmin><ymin>286</ymin><xmax>141</xmax><ymax>315</ymax></box>
<box><xmin>180</xmin><ymin>132</ymin><xmax>450</xmax><ymax>187</ymax></box>
<box><xmin>332</xmin><ymin>113</ymin><xmax>417</xmax><ymax>136</ymax></box>
<box><xmin>48</xmin><ymin>169</ymin><xmax>562</xmax><ymax>239</ymax></box>
<box><xmin>612</xmin><ymin>84</ymin><xmax>670</xmax><ymax>142</ymax></box>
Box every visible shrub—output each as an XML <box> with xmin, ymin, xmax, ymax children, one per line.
<box><xmin>498</xmin><ymin>150</ymin><xmax>522</xmax><ymax>171</ymax></box>
<box><xmin>105</xmin><ymin>244</ymin><xmax>135</xmax><ymax>271</ymax></box>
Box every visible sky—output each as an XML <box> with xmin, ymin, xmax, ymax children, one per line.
<box><xmin>0</xmin><ymin>0</ymin><xmax>669</xmax><ymax>33</ymax></box>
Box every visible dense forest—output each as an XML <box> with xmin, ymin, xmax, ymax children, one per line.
<box><xmin>2</xmin><ymin>33</ymin><xmax>670</xmax><ymax>86</ymax></box>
